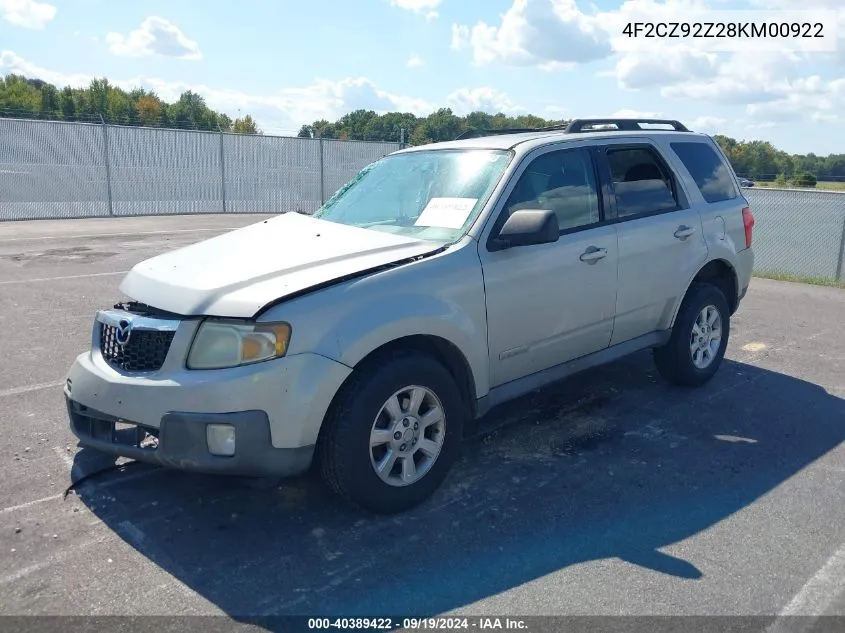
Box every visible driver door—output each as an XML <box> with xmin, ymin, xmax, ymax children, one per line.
<box><xmin>478</xmin><ymin>146</ymin><xmax>619</xmax><ymax>387</ymax></box>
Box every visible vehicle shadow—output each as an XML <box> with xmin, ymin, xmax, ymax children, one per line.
<box><xmin>71</xmin><ymin>351</ymin><xmax>845</xmax><ymax>622</ymax></box>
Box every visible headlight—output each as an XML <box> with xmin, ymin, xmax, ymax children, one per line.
<box><xmin>187</xmin><ymin>320</ymin><xmax>291</xmax><ymax>370</ymax></box>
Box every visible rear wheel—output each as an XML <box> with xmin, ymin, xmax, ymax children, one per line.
<box><xmin>317</xmin><ymin>351</ymin><xmax>464</xmax><ymax>514</ymax></box>
<box><xmin>654</xmin><ymin>282</ymin><xmax>730</xmax><ymax>387</ymax></box>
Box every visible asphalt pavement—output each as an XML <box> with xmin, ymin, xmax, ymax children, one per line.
<box><xmin>0</xmin><ymin>214</ymin><xmax>843</xmax><ymax>631</ymax></box>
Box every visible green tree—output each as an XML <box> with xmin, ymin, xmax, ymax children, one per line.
<box><xmin>232</xmin><ymin>114</ymin><xmax>260</xmax><ymax>134</ymax></box>
<box><xmin>336</xmin><ymin>109</ymin><xmax>379</xmax><ymax>140</ymax></box>
<box><xmin>86</xmin><ymin>78</ymin><xmax>110</xmax><ymax>121</ymax></box>
<box><xmin>60</xmin><ymin>87</ymin><xmax>76</xmax><ymax>121</ymax></box>
<box><xmin>793</xmin><ymin>172</ymin><xmax>817</xmax><ymax>188</ymax></box>
<box><xmin>39</xmin><ymin>84</ymin><xmax>59</xmax><ymax>119</ymax></box>
<box><xmin>135</xmin><ymin>94</ymin><xmax>163</xmax><ymax>126</ymax></box>
<box><xmin>1</xmin><ymin>72</ymin><xmax>261</xmax><ymax>132</ymax></box>
<box><xmin>0</xmin><ymin>74</ymin><xmax>40</xmax><ymax>116</ymax></box>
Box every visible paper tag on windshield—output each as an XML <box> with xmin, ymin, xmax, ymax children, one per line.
<box><xmin>415</xmin><ymin>198</ymin><xmax>477</xmax><ymax>230</ymax></box>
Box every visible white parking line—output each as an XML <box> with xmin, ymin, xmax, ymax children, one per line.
<box><xmin>0</xmin><ymin>380</ymin><xmax>64</xmax><ymax>398</ymax></box>
<box><xmin>0</xmin><ymin>562</ymin><xmax>51</xmax><ymax>585</ymax></box>
<box><xmin>0</xmin><ymin>271</ymin><xmax>129</xmax><ymax>285</ymax></box>
<box><xmin>766</xmin><ymin>541</ymin><xmax>845</xmax><ymax>632</ymax></box>
<box><xmin>0</xmin><ymin>534</ymin><xmax>110</xmax><ymax>585</ymax></box>
<box><xmin>0</xmin><ymin>227</ymin><xmax>242</xmax><ymax>243</ymax></box>
<box><xmin>0</xmin><ymin>493</ymin><xmax>63</xmax><ymax>514</ymax></box>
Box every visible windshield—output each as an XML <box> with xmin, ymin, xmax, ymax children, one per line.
<box><xmin>313</xmin><ymin>149</ymin><xmax>512</xmax><ymax>241</ymax></box>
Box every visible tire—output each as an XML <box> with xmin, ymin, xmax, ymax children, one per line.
<box><xmin>317</xmin><ymin>350</ymin><xmax>465</xmax><ymax>514</ymax></box>
<box><xmin>653</xmin><ymin>282</ymin><xmax>730</xmax><ymax>387</ymax></box>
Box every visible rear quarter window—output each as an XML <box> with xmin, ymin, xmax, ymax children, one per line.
<box><xmin>671</xmin><ymin>141</ymin><xmax>739</xmax><ymax>204</ymax></box>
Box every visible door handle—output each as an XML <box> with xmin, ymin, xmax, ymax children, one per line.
<box><xmin>580</xmin><ymin>246</ymin><xmax>608</xmax><ymax>263</ymax></box>
<box><xmin>674</xmin><ymin>225</ymin><xmax>697</xmax><ymax>239</ymax></box>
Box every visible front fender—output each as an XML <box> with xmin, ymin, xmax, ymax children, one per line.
<box><xmin>321</xmin><ymin>293</ymin><xmax>488</xmax><ymax>396</ymax></box>
<box><xmin>259</xmin><ymin>240</ymin><xmax>491</xmax><ymax>399</ymax></box>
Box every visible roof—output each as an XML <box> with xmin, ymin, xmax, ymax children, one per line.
<box><xmin>398</xmin><ymin>128</ymin><xmax>707</xmax><ymax>154</ymax></box>
<box><xmin>395</xmin><ymin>118</ymin><xmax>708</xmax><ymax>155</ymax></box>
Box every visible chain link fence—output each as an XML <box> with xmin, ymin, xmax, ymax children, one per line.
<box><xmin>1</xmin><ymin>117</ymin><xmax>843</xmax><ymax>282</ymax></box>
<box><xmin>743</xmin><ymin>187</ymin><xmax>845</xmax><ymax>283</ymax></box>
<box><xmin>0</xmin><ymin>117</ymin><xmax>401</xmax><ymax>221</ymax></box>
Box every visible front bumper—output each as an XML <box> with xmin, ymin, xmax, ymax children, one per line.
<box><xmin>64</xmin><ymin>311</ymin><xmax>353</xmax><ymax>477</ymax></box>
<box><xmin>66</xmin><ymin>398</ymin><xmax>314</xmax><ymax>476</ymax></box>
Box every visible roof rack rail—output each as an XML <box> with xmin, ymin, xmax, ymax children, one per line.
<box><xmin>454</xmin><ymin>122</ymin><xmax>571</xmax><ymax>141</ymax></box>
<box><xmin>452</xmin><ymin>118</ymin><xmax>689</xmax><ymax>141</ymax></box>
<box><xmin>565</xmin><ymin>118</ymin><xmax>690</xmax><ymax>133</ymax></box>
<box><xmin>455</xmin><ymin>127</ymin><xmax>538</xmax><ymax>140</ymax></box>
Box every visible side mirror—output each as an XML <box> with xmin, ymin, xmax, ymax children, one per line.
<box><xmin>490</xmin><ymin>209</ymin><xmax>559</xmax><ymax>251</ymax></box>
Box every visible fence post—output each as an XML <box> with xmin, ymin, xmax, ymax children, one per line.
<box><xmin>219</xmin><ymin>127</ymin><xmax>228</xmax><ymax>213</ymax></box>
<box><xmin>99</xmin><ymin>115</ymin><xmax>114</xmax><ymax>217</ymax></box>
<box><xmin>319</xmin><ymin>136</ymin><xmax>326</xmax><ymax>206</ymax></box>
<box><xmin>836</xmin><ymin>212</ymin><xmax>845</xmax><ymax>282</ymax></box>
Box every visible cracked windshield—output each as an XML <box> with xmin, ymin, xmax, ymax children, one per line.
<box><xmin>314</xmin><ymin>149</ymin><xmax>512</xmax><ymax>241</ymax></box>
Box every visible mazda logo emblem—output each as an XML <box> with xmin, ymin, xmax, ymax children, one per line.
<box><xmin>115</xmin><ymin>319</ymin><xmax>132</xmax><ymax>346</ymax></box>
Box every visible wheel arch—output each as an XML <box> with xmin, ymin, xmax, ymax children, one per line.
<box><xmin>321</xmin><ymin>334</ymin><xmax>479</xmax><ymax>434</ymax></box>
<box><xmin>672</xmin><ymin>258</ymin><xmax>740</xmax><ymax>328</ymax></box>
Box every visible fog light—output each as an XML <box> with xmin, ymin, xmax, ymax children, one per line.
<box><xmin>206</xmin><ymin>424</ymin><xmax>236</xmax><ymax>456</ymax></box>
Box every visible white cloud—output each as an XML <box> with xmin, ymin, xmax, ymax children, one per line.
<box><xmin>689</xmin><ymin>116</ymin><xmax>727</xmax><ymax>130</ymax></box>
<box><xmin>745</xmin><ymin>121</ymin><xmax>777</xmax><ymax>130</ymax></box>
<box><xmin>406</xmin><ymin>54</ymin><xmax>424</xmax><ymax>68</ymax></box>
<box><xmin>0</xmin><ymin>0</ymin><xmax>56</xmax><ymax>29</ymax></box>
<box><xmin>106</xmin><ymin>17</ymin><xmax>202</xmax><ymax>60</ymax></box>
<box><xmin>0</xmin><ymin>50</ymin><xmax>96</xmax><ymax>89</ymax></box>
<box><xmin>543</xmin><ymin>105</ymin><xmax>568</xmax><ymax>118</ymax></box>
<box><xmin>453</xmin><ymin>0</ymin><xmax>610</xmax><ymax>68</ymax></box>
<box><xmin>610</xmin><ymin>109</ymin><xmax>662</xmax><ymax>118</ymax></box>
<box><xmin>446</xmin><ymin>87</ymin><xmax>524</xmax><ymax>115</ymax></box>
<box><xmin>659</xmin><ymin>51</ymin><xmax>801</xmax><ymax>104</ymax></box>
<box><xmin>615</xmin><ymin>50</ymin><xmax>719</xmax><ymax>91</ymax></box>
<box><xmin>451</xmin><ymin>24</ymin><xmax>469</xmax><ymax>50</ymax></box>
<box><xmin>745</xmin><ymin>77</ymin><xmax>845</xmax><ymax>123</ymax></box>
<box><xmin>389</xmin><ymin>0</ymin><xmax>441</xmax><ymax>18</ymax></box>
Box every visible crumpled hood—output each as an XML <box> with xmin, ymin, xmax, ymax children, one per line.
<box><xmin>119</xmin><ymin>213</ymin><xmax>444</xmax><ymax>317</ymax></box>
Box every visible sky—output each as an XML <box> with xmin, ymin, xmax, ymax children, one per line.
<box><xmin>0</xmin><ymin>0</ymin><xmax>844</xmax><ymax>155</ymax></box>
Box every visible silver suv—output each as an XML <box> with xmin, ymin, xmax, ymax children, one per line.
<box><xmin>64</xmin><ymin>118</ymin><xmax>756</xmax><ymax>514</ymax></box>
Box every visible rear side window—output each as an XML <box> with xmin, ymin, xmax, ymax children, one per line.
<box><xmin>606</xmin><ymin>147</ymin><xmax>679</xmax><ymax>218</ymax></box>
<box><xmin>671</xmin><ymin>141</ymin><xmax>739</xmax><ymax>203</ymax></box>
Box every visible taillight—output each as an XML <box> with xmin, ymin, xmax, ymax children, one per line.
<box><xmin>742</xmin><ymin>207</ymin><xmax>755</xmax><ymax>248</ymax></box>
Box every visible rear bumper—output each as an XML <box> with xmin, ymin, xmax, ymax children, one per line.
<box><xmin>736</xmin><ymin>247</ymin><xmax>755</xmax><ymax>307</ymax></box>
<box><xmin>66</xmin><ymin>397</ymin><xmax>314</xmax><ymax>477</ymax></box>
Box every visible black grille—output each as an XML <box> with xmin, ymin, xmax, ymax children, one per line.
<box><xmin>100</xmin><ymin>323</ymin><xmax>175</xmax><ymax>372</ymax></box>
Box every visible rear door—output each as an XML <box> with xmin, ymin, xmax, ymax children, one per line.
<box><xmin>595</xmin><ymin>141</ymin><xmax>709</xmax><ymax>345</ymax></box>
<box><xmin>671</xmin><ymin>137</ymin><xmax>750</xmax><ymax>255</ymax></box>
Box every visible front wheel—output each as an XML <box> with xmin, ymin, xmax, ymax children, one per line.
<box><xmin>317</xmin><ymin>351</ymin><xmax>464</xmax><ymax>514</ymax></box>
<box><xmin>654</xmin><ymin>282</ymin><xmax>730</xmax><ymax>387</ymax></box>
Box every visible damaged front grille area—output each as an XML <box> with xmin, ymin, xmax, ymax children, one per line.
<box><xmin>68</xmin><ymin>401</ymin><xmax>159</xmax><ymax>451</ymax></box>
